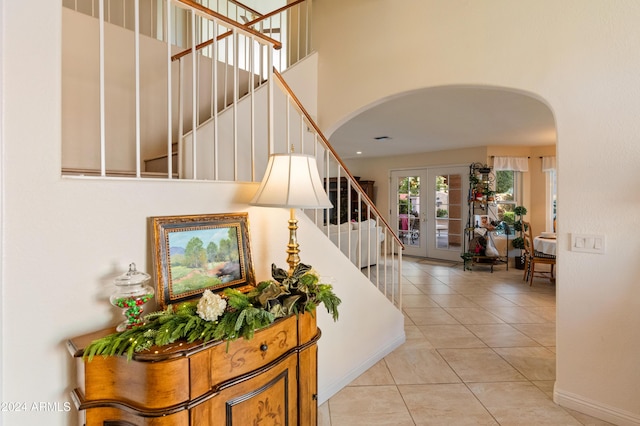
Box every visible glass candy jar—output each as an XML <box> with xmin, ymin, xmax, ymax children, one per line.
<box><xmin>109</xmin><ymin>263</ymin><xmax>154</xmax><ymax>331</ymax></box>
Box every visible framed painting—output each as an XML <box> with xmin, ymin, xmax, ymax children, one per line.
<box><xmin>151</xmin><ymin>213</ymin><xmax>255</xmax><ymax>308</ymax></box>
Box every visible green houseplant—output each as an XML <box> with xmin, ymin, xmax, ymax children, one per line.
<box><xmin>510</xmin><ymin>205</ymin><xmax>528</xmax><ymax>269</ymax></box>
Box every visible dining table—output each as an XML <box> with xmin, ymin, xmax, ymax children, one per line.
<box><xmin>533</xmin><ymin>235</ymin><xmax>556</xmax><ymax>257</ymax></box>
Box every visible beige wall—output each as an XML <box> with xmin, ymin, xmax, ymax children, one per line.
<box><xmin>314</xmin><ymin>0</ymin><xmax>640</xmax><ymax>423</ymax></box>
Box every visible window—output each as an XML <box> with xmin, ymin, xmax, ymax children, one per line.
<box><xmin>495</xmin><ymin>170</ymin><xmax>519</xmax><ymax>224</ymax></box>
<box><xmin>547</xmin><ymin>169</ymin><xmax>557</xmax><ymax>232</ymax></box>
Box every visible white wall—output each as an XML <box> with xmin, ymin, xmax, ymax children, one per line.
<box><xmin>314</xmin><ymin>1</ymin><xmax>640</xmax><ymax>424</ymax></box>
<box><xmin>1</xmin><ymin>3</ymin><xmax>403</xmax><ymax>425</ymax></box>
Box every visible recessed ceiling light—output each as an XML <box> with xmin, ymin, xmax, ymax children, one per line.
<box><xmin>373</xmin><ymin>136</ymin><xmax>391</xmax><ymax>141</ymax></box>
<box><xmin>356</xmin><ymin>151</ymin><xmax>362</xmax><ymax>155</ymax></box>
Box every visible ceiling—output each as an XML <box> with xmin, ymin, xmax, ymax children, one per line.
<box><xmin>327</xmin><ymin>86</ymin><xmax>557</xmax><ymax>160</ymax></box>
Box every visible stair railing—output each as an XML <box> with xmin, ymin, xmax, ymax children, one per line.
<box><xmin>169</xmin><ymin>0</ymin><xmax>313</xmax><ymax>181</ymax></box>
<box><xmin>169</xmin><ymin>0</ymin><xmax>281</xmax><ymax>180</ymax></box>
<box><xmin>62</xmin><ymin>0</ymin><xmax>404</xmax><ymax>308</ymax></box>
<box><xmin>272</xmin><ymin>70</ymin><xmax>404</xmax><ymax>310</ymax></box>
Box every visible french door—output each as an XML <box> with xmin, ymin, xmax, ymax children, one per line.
<box><xmin>391</xmin><ymin>170</ymin><xmax>427</xmax><ymax>257</ymax></box>
<box><xmin>391</xmin><ymin>166</ymin><xmax>467</xmax><ymax>261</ymax></box>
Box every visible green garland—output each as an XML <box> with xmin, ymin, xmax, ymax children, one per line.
<box><xmin>84</xmin><ymin>263</ymin><xmax>341</xmax><ymax>361</ymax></box>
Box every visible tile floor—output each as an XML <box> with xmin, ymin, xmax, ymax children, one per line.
<box><xmin>318</xmin><ymin>257</ymin><xmax>613</xmax><ymax>425</ymax></box>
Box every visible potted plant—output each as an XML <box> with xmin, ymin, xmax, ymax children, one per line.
<box><xmin>510</xmin><ymin>205</ymin><xmax>528</xmax><ymax>269</ymax></box>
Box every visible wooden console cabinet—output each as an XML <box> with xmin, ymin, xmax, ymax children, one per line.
<box><xmin>67</xmin><ymin>313</ymin><xmax>320</xmax><ymax>426</ymax></box>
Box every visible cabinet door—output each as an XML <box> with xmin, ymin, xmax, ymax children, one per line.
<box><xmin>297</xmin><ymin>345</ymin><xmax>318</xmax><ymax>425</ymax></box>
<box><xmin>191</xmin><ymin>355</ymin><xmax>298</xmax><ymax>425</ymax></box>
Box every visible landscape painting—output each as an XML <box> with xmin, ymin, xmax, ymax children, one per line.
<box><xmin>151</xmin><ymin>213</ymin><xmax>255</xmax><ymax>308</ymax></box>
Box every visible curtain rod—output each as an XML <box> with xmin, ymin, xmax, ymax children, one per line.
<box><xmin>490</xmin><ymin>156</ymin><xmax>531</xmax><ymax>159</ymax></box>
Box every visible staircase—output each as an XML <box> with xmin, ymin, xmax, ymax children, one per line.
<box><xmin>62</xmin><ymin>0</ymin><xmax>404</xmax><ymax>310</ymax></box>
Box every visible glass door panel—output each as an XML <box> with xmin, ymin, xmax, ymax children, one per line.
<box><xmin>391</xmin><ymin>170</ymin><xmax>427</xmax><ymax>257</ymax></box>
<box><xmin>428</xmin><ymin>167</ymin><xmax>467</xmax><ymax>261</ymax></box>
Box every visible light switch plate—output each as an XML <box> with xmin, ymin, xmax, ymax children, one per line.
<box><xmin>571</xmin><ymin>233</ymin><xmax>605</xmax><ymax>254</ymax></box>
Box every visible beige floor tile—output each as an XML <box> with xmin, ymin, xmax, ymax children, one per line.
<box><xmin>348</xmin><ymin>360</ymin><xmax>395</xmax><ymax>386</ymax></box>
<box><xmin>524</xmin><ymin>305</ymin><xmax>557</xmax><ymax>322</ymax></box>
<box><xmin>318</xmin><ymin>401</ymin><xmax>331</xmax><ymax>426</ymax></box>
<box><xmin>429</xmin><ymin>294</ymin><xmax>479</xmax><ymax>307</ymax></box>
<box><xmin>402</xmin><ymin>310</ymin><xmax>415</xmax><ymax>326</ymax></box>
<box><xmin>501</xmin><ymin>292</ymin><xmax>556</xmax><ymax>307</ymax></box>
<box><xmin>466</xmin><ymin>294</ymin><xmax>520</xmax><ymax>308</ymax></box>
<box><xmin>448</xmin><ymin>286</ymin><xmax>496</xmax><ymax>296</ymax></box>
<box><xmin>402</xmin><ymin>269</ymin><xmax>440</xmax><ymax>279</ymax></box>
<box><xmin>493</xmin><ymin>346</ymin><xmax>556</xmax><ymax>380</ymax></box>
<box><xmin>513</xmin><ymin>323</ymin><xmax>556</xmax><ymax>346</ymax></box>
<box><xmin>403</xmin><ymin>307</ymin><xmax>460</xmax><ymax>325</ymax></box>
<box><xmin>531</xmin><ymin>380</ymin><xmax>555</xmax><ymax>398</ymax></box>
<box><xmin>333</xmin><ymin>262</ymin><xmax>569</xmax><ymax>426</ymax></box>
<box><xmin>399</xmin><ymin>383</ymin><xmax>498</xmax><ymax>425</ymax></box>
<box><xmin>418</xmin><ymin>324</ymin><xmax>487</xmax><ymax>349</ymax></box>
<box><xmin>328</xmin><ymin>385</ymin><xmax>415</xmax><ymax>425</ymax></box>
<box><xmin>384</xmin><ymin>340</ymin><xmax>460</xmax><ymax>384</ymax></box>
<box><xmin>483</xmin><ymin>305</ymin><xmax>549</xmax><ymax>323</ymax></box>
<box><xmin>443</xmin><ymin>307</ymin><xmax>505</xmax><ymax>324</ymax></box>
<box><xmin>401</xmin><ymin>294</ymin><xmax>439</xmax><ymax>308</ymax></box>
<box><xmin>413</xmin><ymin>283</ymin><xmax>458</xmax><ymax>294</ymax></box>
<box><xmin>466</xmin><ymin>324</ymin><xmax>540</xmax><ymax>347</ymax></box>
<box><xmin>404</xmin><ymin>323</ymin><xmax>427</xmax><ymax>340</ymax></box>
<box><xmin>419</xmin><ymin>266</ymin><xmax>463</xmax><ymax>277</ymax></box>
<box><xmin>485</xmin><ymin>282</ymin><xmax>532</xmax><ymax>294</ymax></box>
<box><xmin>401</xmin><ymin>283</ymin><xmax>424</xmax><ymax>295</ymax></box>
<box><xmin>564</xmin><ymin>408</ymin><xmax>617</xmax><ymax>425</ymax></box>
<box><xmin>406</xmin><ymin>276</ymin><xmax>451</xmax><ymax>286</ymax></box>
<box><xmin>437</xmin><ymin>348</ymin><xmax>526</xmax><ymax>382</ymax></box>
<box><xmin>468</xmin><ymin>382</ymin><xmax>582</xmax><ymax>425</ymax></box>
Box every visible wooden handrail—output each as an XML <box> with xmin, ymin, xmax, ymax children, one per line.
<box><xmin>242</xmin><ymin>0</ymin><xmax>306</xmax><ymax>27</ymax></box>
<box><xmin>171</xmin><ymin>0</ymin><xmax>305</xmax><ymax>62</ymax></box>
<box><xmin>175</xmin><ymin>0</ymin><xmax>281</xmax><ymax>50</ymax></box>
<box><xmin>226</xmin><ymin>0</ymin><xmax>263</xmax><ymax>19</ymax></box>
<box><xmin>273</xmin><ymin>69</ymin><xmax>404</xmax><ymax>248</ymax></box>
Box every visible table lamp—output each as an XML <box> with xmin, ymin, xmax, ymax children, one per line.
<box><xmin>250</xmin><ymin>152</ymin><xmax>333</xmax><ymax>276</ymax></box>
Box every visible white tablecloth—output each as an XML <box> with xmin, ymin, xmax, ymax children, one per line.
<box><xmin>534</xmin><ymin>236</ymin><xmax>556</xmax><ymax>256</ymax></box>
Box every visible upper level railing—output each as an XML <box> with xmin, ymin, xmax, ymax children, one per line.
<box><xmin>63</xmin><ymin>0</ymin><xmax>265</xmax><ymax>48</ymax></box>
<box><xmin>63</xmin><ymin>0</ymin><xmax>311</xmax><ymax>72</ymax></box>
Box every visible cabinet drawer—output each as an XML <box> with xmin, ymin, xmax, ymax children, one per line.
<box><xmin>208</xmin><ymin>314</ymin><xmax>298</xmax><ymax>387</ymax></box>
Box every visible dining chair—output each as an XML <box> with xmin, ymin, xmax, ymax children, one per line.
<box><xmin>523</xmin><ymin>221</ymin><xmax>555</xmax><ymax>286</ymax></box>
<box><xmin>522</xmin><ymin>224</ymin><xmax>533</xmax><ymax>282</ymax></box>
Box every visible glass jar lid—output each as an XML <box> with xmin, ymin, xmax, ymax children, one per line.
<box><xmin>114</xmin><ymin>263</ymin><xmax>151</xmax><ymax>286</ymax></box>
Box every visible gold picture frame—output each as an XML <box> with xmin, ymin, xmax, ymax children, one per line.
<box><xmin>151</xmin><ymin>213</ymin><xmax>255</xmax><ymax>308</ymax></box>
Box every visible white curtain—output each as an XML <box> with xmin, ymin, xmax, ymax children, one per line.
<box><xmin>541</xmin><ymin>156</ymin><xmax>556</xmax><ymax>172</ymax></box>
<box><xmin>493</xmin><ymin>156</ymin><xmax>529</xmax><ymax>171</ymax></box>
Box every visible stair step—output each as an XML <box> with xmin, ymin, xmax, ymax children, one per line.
<box><xmin>144</xmin><ymin>151</ymin><xmax>178</xmax><ymax>174</ymax></box>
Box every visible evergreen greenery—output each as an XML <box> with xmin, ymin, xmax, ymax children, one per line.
<box><xmin>84</xmin><ymin>263</ymin><xmax>341</xmax><ymax>361</ymax></box>
<box><xmin>511</xmin><ymin>205</ymin><xmax>528</xmax><ymax>250</ymax></box>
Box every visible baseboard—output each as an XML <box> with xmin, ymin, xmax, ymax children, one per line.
<box><xmin>316</xmin><ymin>332</ymin><xmax>406</xmax><ymax>405</ymax></box>
<box><xmin>555</xmin><ymin>387</ymin><xmax>640</xmax><ymax>426</ymax></box>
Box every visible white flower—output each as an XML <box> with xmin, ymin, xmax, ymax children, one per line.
<box><xmin>196</xmin><ymin>290</ymin><xmax>227</xmax><ymax>321</ymax></box>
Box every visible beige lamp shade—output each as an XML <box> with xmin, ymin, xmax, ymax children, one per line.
<box><xmin>250</xmin><ymin>153</ymin><xmax>333</xmax><ymax>209</ymax></box>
